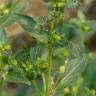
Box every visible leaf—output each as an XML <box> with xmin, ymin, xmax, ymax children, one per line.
<box><xmin>64</xmin><ymin>0</ymin><xmax>80</xmax><ymax>8</ymax></box>
<box><xmin>30</xmin><ymin>45</ymin><xmax>44</xmax><ymax>64</ymax></box>
<box><xmin>84</xmin><ymin>58</ymin><xmax>96</xmax><ymax>88</ymax></box>
<box><xmin>56</xmin><ymin>22</ymin><xmax>76</xmax><ymax>40</ymax></box>
<box><xmin>0</xmin><ymin>28</ymin><xmax>8</xmax><ymax>44</ymax></box>
<box><xmin>15</xmin><ymin>85</ymin><xmax>29</xmax><ymax>96</ymax></box>
<box><xmin>18</xmin><ymin>15</ymin><xmax>36</xmax><ymax>32</ymax></box>
<box><xmin>56</xmin><ymin>55</ymin><xmax>87</xmax><ymax>89</ymax></box>
<box><xmin>67</xmin><ymin>42</ymin><xmax>85</xmax><ymax>57</ymax></box>
<box><xmin>30</xmin><ymin>32</ymin><xmax>48</xmax><ymax>43</ymax></box>
<box><xmin>88</xmin><ymin>20</ymin><xmax>96</xmax><ymax>32</ymax></box>
<box><xmin>6</xmin><ymin>68</ymin><xmax>31</xmax><ymax>85</ymax></box>
<box><xmin>0</xmin><ymin>0</ymin><xmax>27</xmax><ymax>27</ymax></box>
<box><xmin>15</xmin><ymin>48</ymin><xmax>30</xmax><ymax>62</ymax></box>
<box><xmin>77</xmin><ymin>10</ymin><xmax>86</xmax><ymax>20</ymax></box>
<box><xmin>0</xmin><ymin>14</ymin><xmax>20</xmax><ymax>27</ymax></box>
<box><xmin>9</xmin><ymin>0</ymin><xmax>27</xmax><ymax>13</ymax></box>
<box><xmin>77</xmin><ymin>20</ymin><xmax>96</xmax><ymax>40</ymax></box>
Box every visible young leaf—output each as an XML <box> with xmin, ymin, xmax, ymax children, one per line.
<box><xmin>30</xmin><ymin>45</ymin><xmax>44</xmax><ymax>65</ymax></box>
<box><xmin>30</xmin><ymin>32</ymin><xmax>48</xmax><ymax>43</ymax></box>
<box><xmin>0</xmin><ymin>0</ymin><xmax>27</xmax><ymax>27</ymax></box>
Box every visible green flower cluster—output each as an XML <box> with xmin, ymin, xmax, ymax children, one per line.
<box><xmin>0</xmin><ymin>44</ymin><xmax>18</xmax><ymax>80</ymax></box>
<box><xmin>0</xmin><ymin>44</ymin><xmax>11</xmax><ymax>52</ymax></box>
<box><xmin>0</xmin><ymin>3</ymin><xmax>9</xmax><ymax>16</ymax></box>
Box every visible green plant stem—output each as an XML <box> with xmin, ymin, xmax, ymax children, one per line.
<box><xmin>45</xmin><ymin>44</ymin><xmax>53</xmax><ymax>96</ymax></box>
<box><xmin>0</xmin><ymin>79</ymin><xmax>3</xmax><ymax>96</ymax></box>
<box><xmin>42</xmin><ymin>74</ymin><xmax>46</xmax><ymax>93</ymax></box>
<box><xmin>0</xmin><ymin>55</ymin><xmax>3</xmax><ymax>96</ymax></box>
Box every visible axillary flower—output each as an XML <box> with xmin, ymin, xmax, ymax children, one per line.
<box><xmin>52</xmin><ymin>0</ymin><xmax>65</xmax><ymax>10</ymax></box>
<box><xmin>0</xmin><ymin>44</ymin><xmax>11</xmax><ymax>53</ymax></box>
<box><xmin>59</xmin><ymin>65</ymin><xmax>65</xmax><ymax>74</ymax></box>
<box><xmin>0</xmin><ymin>3</ymin><xmax>9</xmax><ymax>16</ymax></box>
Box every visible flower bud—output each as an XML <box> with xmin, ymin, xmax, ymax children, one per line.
<box><xmin>59</xmin><ymin>65</ymin><xmax>65</xmax><ymax>73</ymax></box>
<box><xmin>5</xmin><ymin>44</ymin><xmax>11</xmax><ymax>50</ymax></box>
<box><xmin>12</xmin><ymin>60</ymin><xmax>17</xmax><ymax>65</ymax></box>
<box><xmin>53</xmin><ymin>34</ymin><xmax>62</xmax><ymax>42</ymax></box>
<box><xmin>2</xmin><ymin>71</ymin><xmax>8</xmax><ymax>80</ymax></box>
<box><xmin>84</xmin><ymin>26</ymin><xmax>90</xmax><ymax>32</ymax></box>
<box><xmin>3</xmin><ymin>8</ymin><xmax>9</xmax><ymax>14</ymax></box>
<box><xmin>63</xmin><ymin>88</ymin><xmax>70</xmax><ymax>94</ymax></box>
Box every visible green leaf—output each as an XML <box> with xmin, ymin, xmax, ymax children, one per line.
<box><xmin>57</xmin><ymin>22</ymin><xmax>76</xmax><ymax>40</ymax></box>
<box><xmin>9</xmin><ymin>0</ymin><xmax>27</xmax><ymax>13</ymax></box>
<box><xmin>30</xmin><ymin>45</ymin><xmax>44</xmax><ymax>64</ymax></box>
<box><xmin>67</xmin><ymin>42</ymin><xmax>85</xmax><ymax>57</ymax></box>
<box><xmin>15</xmin><ymin>48</ymin><xmax>30</xmax><ymax>62</ymax></box>
<box><xmin>0</xmin><ymin>28</ymin><xmax>8</xmax><ymax>44</ymax></box>
<box><xmin>15</xmin><ymin>85</ymin><xmax>29</xmax><ymax>96</ymax></box>
<box><xmin>56</xmin><ymin>55</ymin><xmax>87</xmax><ymax>89</ymax></box>
<box><xmin>18</xmin><ymin>15</ymin><xmax>36</xmax><ymax>32</ymax></box>
<box><xmin>64</xmin><ymin>0</ymin><xmax>80</xmax><ymax>8</ymax></box>
<box><xmin>84</xmin><ymin>57</ymin><xmax>96</xmax><ymax>88</ymax></box>
<box><xmin>88</xmin><ymin>20</ymin><xmax>96</xmax><ymax>32</ymax></box>
<box><xmin>30</xmin><ymin>32</ymin><xmax>48</xmax><ymax>43</ymax></box>
<box><xmin>6</xmin><ymin>68</ymin><xmax>31</xmax><ymax>85</ymax></box>
<box><xmin>0</xmin><ymin>14</ymin><xmax>20</xmax><ymax>27</ymax></box>
<box><xmin>0</xmin><ymin>0</ymin><xmax>27</xmax><ymax>27</ymax></box>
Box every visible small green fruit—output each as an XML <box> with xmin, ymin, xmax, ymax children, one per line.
<box><xmin>53</xmin><ymin>34</ymin><xmax>62</xmax><ymax>42</ymax></box>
